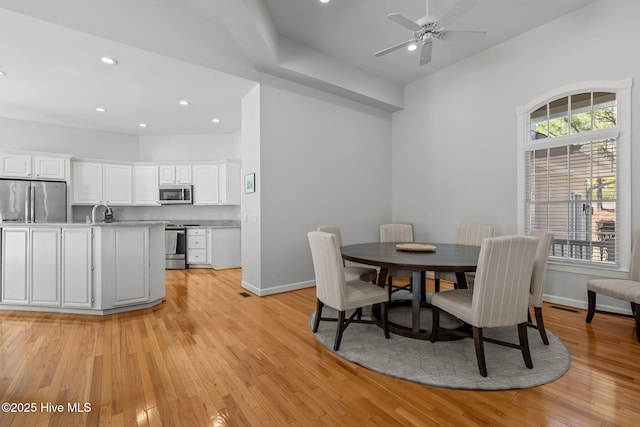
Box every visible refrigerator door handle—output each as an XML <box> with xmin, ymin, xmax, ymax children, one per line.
<box><xmin>30</xmin><ymin>186</ymin><xmax>35</xmax><ymax>224</ymax></box>
<box><xmin>25</xmin><ymin>186</ymin><xmax>31</xmax><ymax>223</ymax></box>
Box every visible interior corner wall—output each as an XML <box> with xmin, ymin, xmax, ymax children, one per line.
<box><xmin>255</xmin><ymin>83</ymin><xmax>392</xmax><ymax>295</ymax></box>
<box><xmin>391</xmin><ymin>0</ymin><xmax>640</xmax><ymax>311</ymax></box>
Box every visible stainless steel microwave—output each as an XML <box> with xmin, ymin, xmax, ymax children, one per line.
<box><xmin>159</xmin><ymin>185</ymin><xmax>193</xmax><ymax>204</ymax></box>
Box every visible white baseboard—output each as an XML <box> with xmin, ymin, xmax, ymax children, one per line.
<box><xmin>543</xmin><ymin>294</ymin><xmax>633</xmax><ymax>316</ymax></box>
<box><xmin>241</xmin><ymin>280</ymin><xmax>315</xmax><ymax>296</ymax></box>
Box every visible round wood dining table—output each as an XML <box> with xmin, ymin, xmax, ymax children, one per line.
<box><xmin>341</xmin><ymin>242</ymin><xmax>481</xmax><ymax>340</ymax></box>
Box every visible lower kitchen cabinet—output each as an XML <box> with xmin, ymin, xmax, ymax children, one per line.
<box><xmin>30</xmin><ymin>228</ymin><xmax>61</xmax><ymax>306</ymax></box>
<box><xmin>0</xmin><ymin>223</ymin><xmax>165</xmax><ymax>314</ymax></box>
<box><xmin>1</xmin><ymin>228</ymin><xmax>29</xmax><ymax>304</ymax></box>
<box><xmin>209</xmin><ymin>228</ymin><xmax>241</xmax><ymax>269</ymax></box>
<box><xmin>62</xmin><ymin>227</ymin><xmax>92</xmax><ymax>307</ymax></box>
<box><xmin>187</xmin><ymin>228</ymin><xmax>207</xmax><ymax>264</ymax></box>
<box><xmin>185</xmin><ymin>227</ymin><xmax>241</xmax><ymax>269</ymax></box>
<box><xmin>0</xmin><ymin>227</ymin><xmax>61</xmax><ymax>306</ymax></box>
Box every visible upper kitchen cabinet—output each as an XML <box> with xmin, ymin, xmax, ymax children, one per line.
<box><xmin>159</xmin><ymin>165</ymin><xmax>192</xmax><ymax>185</ymax></box>
<box><xmin>103</xmin><ymin>164</ymin><xmax>133</xmax><ymax>205</ymax></box>
<box><xmin>192</xmin><ymin>164</ymin><xmax>219</xmax><ymax>205</ymax></box>
<box><xmin>72</xmin><ymin>161</ymin><xmax>102</xmax><ymax>204</ymax></box>
<box><xmin>71</xmin><ymin>161</ymin><xmax>133</xmax><ymax>205</ymax></box>
<box><xmin>192</xmin><ymin>162</ymin><xmax>240</xmax><ymax>205</ymax></box>
<box><xmin>0</xmin><ymin>152</ymin><xmax>68</xmax><ymax>180</ymax></box>
<box><xmin>134</xmin><ymin>165</ymin><xmax>160</xmax><ymax>206</ymax></box>
<box><xmin>219</xmin><ymin>162</ymin><xmax>241</xmax><ymax>205</ymax></box>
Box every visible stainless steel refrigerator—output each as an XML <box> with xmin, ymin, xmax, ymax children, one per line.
<box><xmin>0</xmin><ymin>179</ymin><xmax>67</xmax><ymax>223</ymax></box>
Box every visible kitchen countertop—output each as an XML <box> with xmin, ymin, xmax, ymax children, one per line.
<box><xmin>0</xmin><ymin>221</ymin><xmax>168</xmax><ymax>227</ymax></box>
<box><xmin>0</xmin><ymin>220</ymin><xmax>240</xmax><ymax>228</ymax></box>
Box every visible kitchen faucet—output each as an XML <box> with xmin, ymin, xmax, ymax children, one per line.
<box><xmin>91</xmin><ymin>203</ymin><xmax>110</xmax><ymax>224</ymax></box>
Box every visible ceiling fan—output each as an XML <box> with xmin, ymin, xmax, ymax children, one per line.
<box><xmin>374</xmin><ymin>0</ymin><xmax>486</xmax><ymax>66</ymax></box>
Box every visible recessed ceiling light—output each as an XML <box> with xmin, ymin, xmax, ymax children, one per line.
<box><xmin>407</xmin><ymin>43</ymin><xmax>417</xmax><ymax>52</ymax></box>
<box><xmin>319</xmin><ymin>0</ymin><xmax>330</xmax><ymax>3</ymax></box>
<box><xmin>139</xmin><ymin>123</ymin><xmax>148</xmax><ymax>128</ymax></box>
<box><xmin>100</xmin><ymin>56</ymin><xmax>118</xmax><ymax>65</ymax></box>
<box><xmin>95</xmin><ymin>107</ymin><xmax>107</xmax><ymax>112</ymax></box>
<box><xmin>212</xmin><ymin>118</ymin><xmax>221</xmax><ymax>123</ymax></box>
<box><xmin>179</xmin><ymin>100</ymin><xmax>190</xmax><ymax>106</ymax></box>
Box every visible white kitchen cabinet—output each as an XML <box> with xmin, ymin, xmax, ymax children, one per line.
<box><xmin>0</xmin><ymin>153</ymin><xmax>67</xmax><ymax>180</ymax></box>
<box><xmin>72</xmin><ymin>161</ymin><xmax>133</xmax><ymax>206</ymax></box>
<box><xmin>134</xmin><ymin>165</ymin><xmax>160</xmax><ymax>205</ymax></box>
<box><xmin>33</xmin><ymin>156</ymin><xmax>66</xmax><ymax>180</ymax></box>
<box><xmin>1</xmin><ymin>227</ymin><xmax>62</xmax><ymax>307</ymax></box>
<box><xmin>62</xmin><ymin>228</ymin><xmax>92</xmax><ymax>308</ymax></box>
<box><xmin>103</xmin><ymin>163</ymin><xmax>133</xmax><ymax>205</ymax></box>
<box><xmin>218</xmin><ymin>162</ymin><xmax>241</xmax><ymax>205</ymax></box>
<box><xmin>208</xmin><ymin>227</ymin><xmax>241</xmax><ymax>269</ymax></box>
<box><xmin>72</xmin><ymin>161</ymin><xmax>103</xmax><ymax>204</ymax></box>
<box><xmin>1</xmin><ymin>228</ymin><xmax>29</xmax><ymax>304</ymax></box>
<box><xmin>187</xmin><ymin>228</ymin><xmax>208</xmax><ymax>264</ymax></box>
<box><xmin>30</xmin><ymin>228</ymin><xmax>61</xmax><ymax>306</ymax></box>
<box><xmin>192</xmin><ymin>164</ymin><xmax>219</xmax><ymax>205</ymax></box>
<box><xmin>112</xmin><ymin>227</ymin><xmax>149</xmax><ymax>306</ymax></box>
<box><xmin>0</xmin><ymin>153</ymin><xmax>31</xmax><ymax>178</ymax></box>
<box><xmin>159</xmin><ymin>165</ymin><xmax>192</xmax><ymax>184</ymax></box>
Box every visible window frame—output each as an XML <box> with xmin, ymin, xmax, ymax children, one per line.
<box><xmin>516</xmin><ymin>79</ymin><xmax>632</xmax><ymax>273</ymax></box>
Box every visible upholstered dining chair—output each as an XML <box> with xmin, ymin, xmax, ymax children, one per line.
<box><xmin>527</xmin><ymin>229</ymin><xmax>554</xmax><ymax>345</ymax></box>
<box><xmin>435</xmin><ymin>224</ymin><xmax>495</xmax><ymax>291</ymax></box>
<box><xmin>317</xmin><ymin>225</ymin><xmax>378</xmax><ymax>283</ymax></box>
<box><xmin>308</xmin><ymin>231</ymin><xmax>390</xmax><ymax>351</ymax></box>
<box><xmin>380</xmin><ymin>223</ymin><xmax>415</xmax><ymax>296</ymax></box>
<box><xmin>431</xmin><ymin>235</ymin><xmax>539</xmax><ymax>377</ymax></box>
<box><xmin>586</xmin><ymin>229</ymin><xmax>640</xmax><ymax>343</ymax></box>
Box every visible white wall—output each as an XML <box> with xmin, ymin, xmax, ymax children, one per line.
<box><xmin>240</xmin><ymin>85</ymin><xmax>262</xmax><ymax>291</ymax></box>
<box><xmin>138</xmin><ymin>134</ymin><xmax>238</xmax><ymax>161</ymax></box>
<box><xmin>0</xmin><ymin>117</ymin><xmax>138</xmax><ymax>160</ymax></box>
<box><xmin>243</xmin><ymin>82</ymin><xmax>392</xmax><ymax>295</ymax></box>
<box><xmin>392</xmin><ymin>0</ymin><xmax>640</xmax><ymax>312</ymax></box>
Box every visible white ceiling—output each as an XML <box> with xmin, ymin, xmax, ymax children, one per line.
<box><xmin>0</xmin><ymin>0</ymin><xmax>597</xmax><ymax>136</ymax></box>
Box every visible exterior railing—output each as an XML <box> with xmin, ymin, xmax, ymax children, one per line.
<box><xmin>551</xmin><ymin>238</ymin><xmax>615</xmax><ymax>263</ymax></box>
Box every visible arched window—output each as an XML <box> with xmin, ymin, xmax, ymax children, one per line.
<box><xmin>517</xmin><ymin>80</ymin><xmax>632</xmax><ymax>269</ymax></box>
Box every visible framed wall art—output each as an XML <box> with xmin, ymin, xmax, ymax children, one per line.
<box><xmin>244</xmin><ymin>173</ymin><xmax>256</xmax><ymax>194</ymax></box>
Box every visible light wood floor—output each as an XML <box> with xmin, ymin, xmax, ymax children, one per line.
<box><xmin>1</xmin><ymin>269</ymin><xmax>639</xmax><ymax>426</ymax></box>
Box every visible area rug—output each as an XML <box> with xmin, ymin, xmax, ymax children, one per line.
<box><xmin>310</xmin><ymin>305</ymin><xmax>571</xmax><ymax>390</ymax></box>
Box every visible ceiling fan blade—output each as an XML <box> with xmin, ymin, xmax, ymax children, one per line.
<box><xmin>374</xmin><ymin>39</ymin><xmax>417</xmax><ymax>57</ymax></box>
<box><xmin>437</xmin><ymin>0</ymin><xmax>479</xmax><ymax>29</ymax></box>
<box><xmin>419</xmin><ymin>41</ymin><xmax>433</xmax><ymax>66</ymax></box>
<box><xmin>440</xmin><ymin>30</ymin><xmax>486</xmax><ymax>42</ymax></box>
<box><xmin>387</xmin><ymin>13</ymin><xmax>422</xmax><ymax>32</ymax></box>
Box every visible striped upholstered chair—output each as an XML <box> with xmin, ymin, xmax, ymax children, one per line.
<box><xmin>380</xmin><ymin>223</ymin><xmax>415</xmax><ymax>295</ymax></box>
<box><xmin>527</xmin><ymin>229</ymin><xmax>554</xmax><ymax>345</ymax></box>
<box><xmin>431</xmin><ymin>235</ymin><xmax>539</xmax><ymax>377</ymax></box>
<box><xmin>586</xmin><ymin>229</ymin><xmax>640</xmax><ymax>342</ymax></box>
<box><xmin>317</xmin><ymin>225</ymin><xmax>378</xmax><ymax>283</ymax></box>
<box><xmin>308</xmin><ymin>231</ymin><xmax>390</xmax><ymax>351</ymax></box>
<box><xmin>435</xmin><ymin>224</ymin><xmax>495</xmax><ymax>291</ymax></box>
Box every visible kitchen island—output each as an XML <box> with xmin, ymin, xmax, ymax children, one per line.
<box><xmin>0</xmin><ymin>221</ymin><xmax>165</xmax><ymax>315</ymax></box>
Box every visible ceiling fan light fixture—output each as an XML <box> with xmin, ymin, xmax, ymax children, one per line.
<box><xmin>95</xmin><ymin>107</ymin><xmax>107</xmax><ymax>112</ymax></box>
<box><xmin>407</xmin><ymin>43</ymin><xmax>418</xmax><ymax>52</ymax></box>
<box><xmin>139</xmin><ymin>123</ymin><xmax>148</xmax><ymax>128</ymax></box>
<box><xmin>179</xmin><ymin>100</ymin><xmax>190</xmax><ymax>106</ymax></box>
<box><xmin>212</xmin><ymin>118</ymin><xmax>221</xmax><ymax>123</ymax></box>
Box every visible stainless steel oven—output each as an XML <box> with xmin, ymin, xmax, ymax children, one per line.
<box><xmin>165</xmin><ymin>225</ymin><xmax>187</xmax><ymax>269</ymax></box>
<box><xmin>159</xmin><ymin>185</ymin><xmax>193</xmax><ymax>205</ymax></box>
